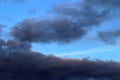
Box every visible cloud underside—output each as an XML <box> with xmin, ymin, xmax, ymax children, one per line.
<box><xmin>0</xmin><ymin>0</ymin><xmax>120</xmax><ymax>80</ymax></box>
<box><xmin>0</xmin><ymin>51</ymin><xmax>120</xmax><ymax>80</ymax></box>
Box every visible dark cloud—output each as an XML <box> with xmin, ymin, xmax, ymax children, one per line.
<box><xmin>98</xmin><ymin>29</ymin><xmax>120</xmax><ymax>45</ymax></box>
<box><xmin>0</xmin><ymin>39</ymin><xmax>31</xmax><ymax>54</ymax></box>
<box><xmin>0</xmin><ymin>0</ymin><xmax>120</xmax><ymax>80</ymax></box>
<box><xmin>10</xmin><ymin>0</ymin><xmax>113</xmax><ymax>43</ymax></box>
<box><xmin>6</xmin><ymin>40</ymin><xmax>31</xmax><ymax>52</ymax></box>
<box><xmin>10</xmin><ymin>18</ymin><xmax>87</xmax><ymax>43</ymax></box>
<box><xmin>0</xmin><ymin>48</ymin><xmax>120</xmax><ymax>80</ymax></box>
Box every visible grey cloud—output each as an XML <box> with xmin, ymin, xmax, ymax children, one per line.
<box><xmin>0</xmin><ymin>49</ymin><xmax>120</xmax><ymax>80</ymax></box>
<box><xmin>0</xmin><ymin>0</ymin><xmax>120</xmax><ymax>79</ymax></box>
<box><xmin>6</xmin><ymin>40</ymin><xmax>31</xmax><ymax>51</ymax></box>
<box><xmin>0</xmin><ymin>37</ymin><xmax>120</xmax><ymax>80</ymax></box>
<box><xmin>10</xmin><ymin>18</ymin><xmax>87</xmax><ymax>43</ymax></box>
<box><xmin>10</xmin><ymin>0</ymin><xmax>113</xmax><ymax>43</ymax></box>
<box><xmin>0</xmin><ymin>39</ymin><xmax>31</xmax><ymax>54</ymax></box>
<box><xmin>98</xmin><ymin>29</ymin><xmax>120</xmax><ymax>45</ymax></box>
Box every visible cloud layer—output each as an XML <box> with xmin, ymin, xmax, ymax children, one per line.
<box><xmin>0</xmin><ymin>47</ymin><xmax>120</xmax><ymax>80</ymax></box>
<box><xmin>0</xmin><ymin>0</ymin><xmax>120</xmax><ymax>80</ymax></box>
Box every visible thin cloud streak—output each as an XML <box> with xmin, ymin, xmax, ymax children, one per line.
<box><xmin>55</xmin><ymin>46</ymin><xmax>117</xmax><ymax>57</ymax></box>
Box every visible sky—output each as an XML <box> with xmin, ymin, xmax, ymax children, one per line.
<box><xmin>1</xmin><ymin>0</ymin><xmax>120</xmax><ymax>80</ymax></box>
<box><xmin>0</xmin><ymin>0</ymin><xmax>120</xmax><ymax>62</ymax></box>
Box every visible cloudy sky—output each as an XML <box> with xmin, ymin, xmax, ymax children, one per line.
<box><xmin>1</xmin><ymin>0</ymin><xmax>120</xmax><ymax>80</ymax></box>
<box><xmin>0</xmin><ymin>0</ymin><xmax>120</xmax><ymax>61</ymax></box>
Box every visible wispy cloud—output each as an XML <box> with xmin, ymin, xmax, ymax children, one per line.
<box><xmin>0</xmin><ymin>16</ymin><xmax>12</xmax><ymax>21</ymax></box>
<box><xmin>0</xmin><ymin>0</ymin><xmax>28</xmax><ymax>4</ymax></box>
<box><xmin>28</xmin><ymin>8</ymin><xmax>37</xmax><ymax>15</ymax></box>
<box><xmin>55</xmin><ymin>46</ymin><xmax>117</xmax><ymax>57</ymax></box>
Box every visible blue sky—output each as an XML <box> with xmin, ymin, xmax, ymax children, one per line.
<box><xmin>0</xmin><ymin>0</ymin><xmax>120</xmax><ymax>62</ymax></box>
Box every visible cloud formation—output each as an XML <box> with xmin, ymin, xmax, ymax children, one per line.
<box><xmin>0</xmin><ymin>39</ymin><xmax>31</xmax><ymax>54</ymax></box>
<box><xmin>98</xmin><ymin>29</ymin><xmax>120</xmax><ymax>45</ymax></box>
<box><xmin>10</xmin><ymin>18</ymin><xmax>87</xmax><ymax>43</ymax></box>
<box><xmin>0</xmin><ymin>47</ymin><xmax>120</xmax><ymax>80</ymax></box>
<box><xmin>10</xmin><ymin>0</ymin><xmax>120</xmax><ymax>44</ymax></box>
<box><xmin>0</xmin><ymin>0</ymin><xmax>120</xmax><ymax>80</ymax></box>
